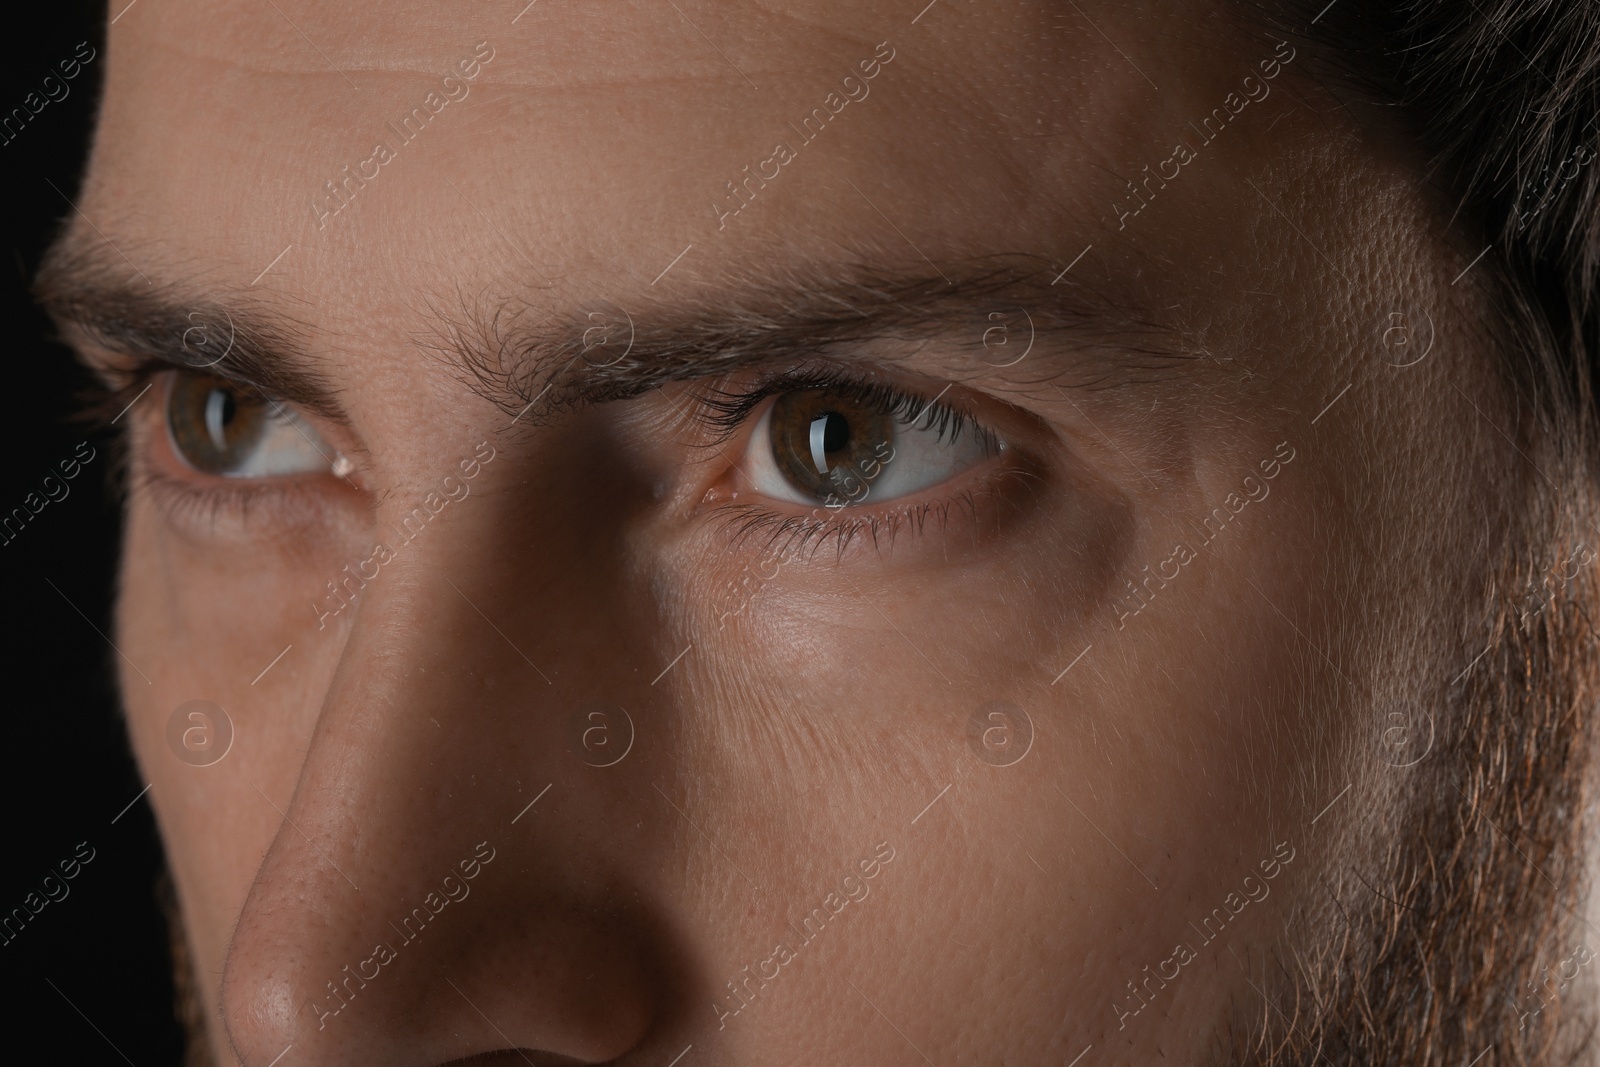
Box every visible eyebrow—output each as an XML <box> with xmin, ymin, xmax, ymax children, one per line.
<box><xmin>34</xmin><ymin>237</ymin><xmax>345</xmax><ymax>419</ymax></box>
<box><xmin>35</xmin><ymin>232</ymin><xmax>1202</xmax><ymax>425</ymax></box>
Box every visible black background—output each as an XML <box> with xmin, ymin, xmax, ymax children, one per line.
<box><xmin>2</xmin><ymin>1</ymin><xmax>186</xmax><ymax>1061</ymax></box>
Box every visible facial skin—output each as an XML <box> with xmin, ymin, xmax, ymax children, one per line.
<box><xmin>38</xmin><ymin>0</ymin><xmax>1599</xmax><ymax>1064</ymax></box>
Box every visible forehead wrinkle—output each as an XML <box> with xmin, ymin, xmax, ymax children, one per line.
<box><xmin>117</xmin><ymin>0</ymin><xmax>894</xmax><ymax>98</ymax></box>
<box><xmin>419</xmin><ymin>253</ymin><xmax>1203</xmax><ymax>424</ymax></box>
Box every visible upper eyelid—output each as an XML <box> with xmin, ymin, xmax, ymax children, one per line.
<box><xmin>94</xmin><ymin>351</ymin><xmax>989</xmax><ymax>468</ymax></box>
<box><xmin>57</xmin><ymin>305</ymin><xmax>349</xmax><ymax>422</ymax></box>
<box><xmin>68</xmin><ymin>341</ymin><xmax>283</xmax><ymax>415</ymax></box>
<box><xmin>693</xmin><ymin>365</ymin><xmax>989</xmax><ymax>440</ymax></box>
<box><xmin>107</xmin><ymin>350</ymin><xmax>284</xmax><ymax>399</ymax></box>
<box><xmin>96</xmin><ymin>355</ymin><xmax>352</xmax><ymax>458</ymax></box>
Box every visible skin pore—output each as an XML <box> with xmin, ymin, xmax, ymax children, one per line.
<box><xmin>36</xmin><ymin>0</ymin><xmax>1600</xmax><ymax>1064</ymax></box>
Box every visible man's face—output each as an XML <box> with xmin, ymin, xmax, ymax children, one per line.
<box><xmin>46</xmin><ymin>0</ymin><xmax>1550</xmax><ymax>1063</ymax></box>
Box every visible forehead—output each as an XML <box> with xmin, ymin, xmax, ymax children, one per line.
<box><xmin>82</xmin><ymin>0</ymin><xmax>1266</xmax><ymax>304</ymax></box>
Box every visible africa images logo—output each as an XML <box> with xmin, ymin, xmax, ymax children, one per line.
<box><xmin>1112</xmin><ymin>841</ymin><xmax>1296</xmax><ymax>1031</ymax></box>
<box><xmin>710</xmin><ymin>42</ymin><xmax>897</xmax><ymax>230</ymax></box>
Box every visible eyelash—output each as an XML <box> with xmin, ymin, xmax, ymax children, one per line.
<box><xmin>77</xmin><ymin>357</ymin><xmax>1012</xmax><ymax>554</ymax></box>
<box><xmin>709</xmin><ymin>492</ymin><xmax>989</xmax><ymax>562</ymax></box>
<box><xmin>694</xmin><ymin>365</ymin><xmax>998</xmax><ymax>452</ymax></box>
<box><xmin>137</xmin><ymin>461</ymin><xmax>330</xmax><ymax>530</ymax></box>
<box><xmin>74</xmin><ymin>356</ymin><xmax>166</xmax><ymax>431</ymax></box>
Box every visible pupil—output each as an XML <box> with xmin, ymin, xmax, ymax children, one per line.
<box><xmin>819</xmin><ymin>411</ymin><xmax>849</xmax><ymax>453</ymax></box>
<box><xmin>808</xmin><ymin>411</ymin><xmax>852</xmax><ymax>475</ymax></box>
<box><xmin>205</xmin><ymin>388</ymin><xmax>236</xmax><ymax>450</ymax></box>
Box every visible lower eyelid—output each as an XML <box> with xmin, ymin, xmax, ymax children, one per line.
<box><xmin>134</xmin><ymin>460</ymin><xmax>283</xmax><ymax>530</ymax></box>
<box><xmin>699</xmin><ymin>442</ymin><xmax>1035</xmax><ymax>562</ymax></box>
<box><xmin>134</xmin><ymin>456</ymin><xmax>337</xmax><ymax>529</ymax></box>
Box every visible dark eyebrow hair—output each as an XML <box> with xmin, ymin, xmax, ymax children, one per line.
<box><xmin>33</xmin><ymin>235</ymin><xmax>346</xmax><ymax>420</ymax></box>
<box><xmin>432</xmin><ymin>255</ymin><xmax>1202</xmax><ymax>422</ymax></box>
<box><xmin>36</xmin><ymin>229</ymin><xmax>1201</xmax><ymax>426</ymax></box>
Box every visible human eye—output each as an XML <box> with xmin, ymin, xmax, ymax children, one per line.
<box><xmin>741</xmin><ymin>380</ymin><xmax>1002</xmax><ymax>508</ymax></box>
<box><xmin>163</xmin><ymin>372</ymin><xmax>336</xmax><ymax>478</ymax></box>
<box><xmin>79</xmin><ymin>359</ymin><xmax>355</xmax><ymax>532</ymax></box>
<box><xmin>693</xmin><ymin>367</ymin><xmax>1023</xmax><ymax>554</ymax></box>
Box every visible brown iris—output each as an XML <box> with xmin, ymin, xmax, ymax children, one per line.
<box><xmin>167</xmin><ymin>374</ymin><xmax>270</xmax><ymax>476</ymax></box>
<box><xmin>769</xmin><ymin>388</ymin><xmax>895</xmax><ymax>501</ymax></box>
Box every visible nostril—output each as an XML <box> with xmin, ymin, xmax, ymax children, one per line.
<box><xmin>436</xmin><ymin>1051</ymin><xmax>593</xmax><ymax>1067</ymax></box>
<box><xmin>437</xmin><ymin>959</ymin><xmax>657</xmax><ymax>1065</ymax></box>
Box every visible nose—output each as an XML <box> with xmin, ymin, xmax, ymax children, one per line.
<box><xmin>218</xmin><ymin>479</ymin><xmax>666</xmax><ymax>1066</ymax></box>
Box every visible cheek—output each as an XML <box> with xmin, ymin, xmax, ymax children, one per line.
<box><xmin>118</xmin><ymin>493</ymin><xmax>353</xmax><ymax>741</ymax></box>
<box><xmin>624</xmin><ymin>456</ymin><xmax>1147</xmax><ymax>1042</ymax></box>
<box><xmin>116</xmin><ymin>494</ymin><xmax>360</xmax><ymax>998</ymax></box>
<box><xmin>667</xmin><ymin>457</ymin><xmax>1133</xmax><ymax>708</ymax></box>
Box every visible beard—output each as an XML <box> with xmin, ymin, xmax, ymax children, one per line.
<box><xmin>1220</xmin><ymin>502</ymin><xmax>1600</xmax><ymax>1065</ymax></box>
<box><xmin>161</xmin><ymin>872</ymin><xmax>216</xmax><ymax>1067</ymax></box>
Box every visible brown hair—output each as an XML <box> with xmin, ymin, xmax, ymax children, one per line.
<box><xmin>1224</xmin><ymin>5</ymin><xmax>1600</xmax><ymax>1064</ymax></box>
<box><xmin>1253</xmin><ymin>0</ymin><xmax>1600</xmax><ymax>427</ymax></box>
